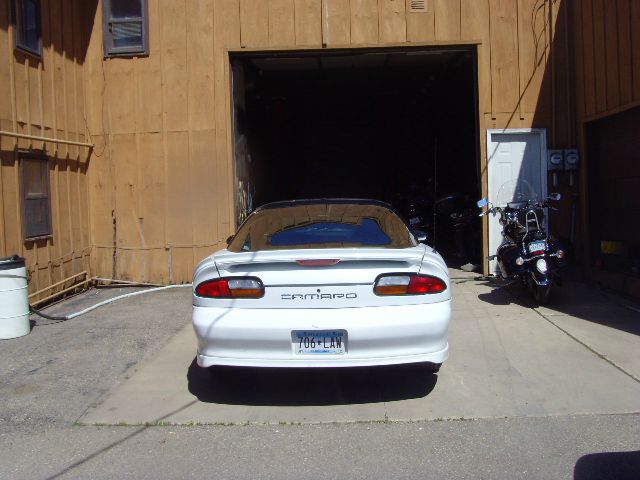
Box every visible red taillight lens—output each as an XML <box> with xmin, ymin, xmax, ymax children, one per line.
<box><xmin>374</xmin><ymin>274</ymin><xmax>446</xmax><ymax>296</ymax></box>
<box><xmin>195</xmin><ymin>277</ymin><xmax>264</xmax><ymax>298</ymax></box>
<box><xmin>296</xmin><ymin>259</ymin><xmax>341</xmax><ymax>267</ymax></box>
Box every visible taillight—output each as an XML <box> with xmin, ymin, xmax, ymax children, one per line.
<box><xmin>374</xmin><ymin>274</ymin><xmax>446</xmax><ymax>296</ymax></box>
<box><xmin>195</xmin><ymin>277</ymin><xmax>264</xmax><ymax>299</ymax></box>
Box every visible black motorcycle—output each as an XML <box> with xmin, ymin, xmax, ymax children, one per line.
<box><xmin>477</xmin><ymin>181</ymin><xmax>566</xmax><ymax>304</ymax></box>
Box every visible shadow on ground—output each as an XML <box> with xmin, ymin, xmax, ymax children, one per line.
<box><xmin>476</xmin><ymin>276</ymin><xmax>640</xmax><ymax>337</ymax></box>
<box><xmin>187</xmin><ymin>359</ymin><xmax>438</xmax><ymax>406</ymax></box>
<box><xmin>574</xmin><ymin>450</ymin><xmax>640</xmax><ymax>480</ymax></box>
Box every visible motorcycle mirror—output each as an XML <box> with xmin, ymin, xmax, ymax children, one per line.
<box><xmin>413</xmin><ymin>230</ymin><xmax>428</xmax><ymax>244</ymax></box>
<box><xmin>549</xmin><ymin>193</ymin><xmax>561</xmax><ymax>201</ymax></box>
<box><xmin>477</xmin><ymin>198</ymin><xmax>489</xmax><ymax>208</ymax></box>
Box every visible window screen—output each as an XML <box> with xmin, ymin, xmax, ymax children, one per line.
<box><xmin>103</xmin><ymin>0</ymin><xmax>148</xmax><ymax>57</ymax></box>
<box><xmin>20</xmin><ymin>155</ymin><xmax>52</xmax><ymax>239</ymax></box>
<box><xmin>14</xmin><ymin>0</ymin><xmax>42</xmax><ymax>56</ymax></box>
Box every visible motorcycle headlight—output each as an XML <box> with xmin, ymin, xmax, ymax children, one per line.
<box><xmin>536</xmin><ymin>258</ymin><xmax>548</xmax><ymax>274</ymax></box>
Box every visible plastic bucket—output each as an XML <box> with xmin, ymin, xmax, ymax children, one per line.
<box><xmin>0</xmin><ymin>255</ymin><xmax>30</xmax><ymax>339</ymax></box>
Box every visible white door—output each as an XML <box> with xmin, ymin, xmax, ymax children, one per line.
<box><xmin>486</xmin><ymin>129</ymin><xmax>547</xmax><ymax>274</ymax></box>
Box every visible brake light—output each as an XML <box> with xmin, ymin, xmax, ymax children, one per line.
<box><xmin>195</xmin><ymin>277</ymin><xmax>264</xmax><ymax>298</ymax></box>
<box><xmin>374</xmin><ymin>274</ymin><xmax>447</xmax><ymax>296</ymax></box>
<box><xmin>296</xmin><ymin>259</ymin><xmax>341</xmax><ymax>267</ymax></box>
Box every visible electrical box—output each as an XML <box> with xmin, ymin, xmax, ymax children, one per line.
<box><xmin>548</xmin><ymin>150</ymin><xmax>563</xmax><ymax>171</ymax></box>
<box><xmin>564</xmin><ymin>149</ymin><xmax>579</xmax><ymax>171</ymax></box>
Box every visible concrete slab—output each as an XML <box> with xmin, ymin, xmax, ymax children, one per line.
<box><xmin>80</xmin><ymin>276</ymin><xmax>640</xmax><ymax>426</ymax></box>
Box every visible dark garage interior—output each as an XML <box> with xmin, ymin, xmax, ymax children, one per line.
<box><xmin>231</xmin><ymin>47</ymin><xmax>480</xmax><ymax>263</ymax></box>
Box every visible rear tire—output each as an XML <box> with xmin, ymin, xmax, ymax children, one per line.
<box><xmin>533</xmin><ymin>284</ymin><xmax>551</xmax><ymax>305</ymax></box>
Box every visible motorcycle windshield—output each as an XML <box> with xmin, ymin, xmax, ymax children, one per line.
<box><xmin>496</xmin><ymin>179</ymin><xmax>538</xmax><ymax>208</ymax></box>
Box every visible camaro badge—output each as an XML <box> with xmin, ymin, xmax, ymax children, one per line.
<box><xmin>281</xmin><ymin>293</ymin><xmax>358</xmax><ymax>300</ymax></box>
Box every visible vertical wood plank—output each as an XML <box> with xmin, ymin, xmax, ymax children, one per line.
<box><xmin>0</xmin><ymin>3</ymin><xmax>12</xmax><ymax>124</ymax></box>
<box><xmin>631</xmin><ymin>0</ymin><xmax>640</xmax><ymax>100</ymax></box>
<box><xmin>160</xmin><ymin>0</ymin><xmax>189</xmax><ymax>132</ymax></box>
<box><xmin>138</xmin><ymin>132</ymin><xmax>167</xmax><ymax>283</ymax></box>
<box><xmin>461</xmin><ymin>0</ymin><xmax>490</xmax><ymax>115</ymax></box>
<box><xmin>406</xmin><ymin>0</ymin><xmax>434</xmax><ymax>42</ymax></box>
<box><xmin>604</xmin><ymin>2</ymin><xmax>620</xmax><ymax>111</ymax></box>
<box><xmin>112</xmin><ymin>134</ymin><xmax>140</xmax><ymax>280</ymax></box>
<box><xmin>89</xmin><ymin>135</ymin><xmax>116</xmax><ymax>278</ymax></box>
<box><xmin>581</xmin><ymin>0</ymin><xmax>596</xmax><ymax>116</ymax></box>
<box><xmin>378</xmin><ymin>0</ymin><xmax>406</xmax><ymax>44</ymax></box>
<box><xmin>214</xmin><ymin>0</ymin><xmax>240</xmax><ymax>234</ymax></box>
<box><xmin>572</xmin><ymin>0</ymin><xmax>586</xmax><ymax>121</ymax></box>
<box><xmin>351</xmin><ymin>0</ymin><xmax>379</xmax><ymax>44</ymax></box>
<box><xmin>187</xmin><ymin>0</ymin><xmax>215</xmax><ymax>130</ymax></box>
<box><xmin>616</xmin><ymin>0</ymin><xmax>632</xmax><ymax>105</ymax></box>
<box><xmin>189</xmin><ymin>130</ymin><xmax>217</xmax><ymax>267</ymax></box>
<box><xmin>240</xmin><ymin>0</ymin><xmax>269</xmax><ymax>47</ymax></box>
<box><xmin>105</xmin><ymin>59</ymin><xmax>136</xmax><ymax>134</ymax></box>
<box><xmin>295</xmin><ymin>0</ymin><xmax>322</xmax><ymax>46</ymax></box>
<box><xmin>516</xmin><ymin>0</ymin><xmax>546</xmax><ymax>115</ymax></box>
<box><xmin>41</xmin><ymin>0</ymin><xmax>54</xmax><ymax>132</ymax></box>
<box><xmin>434</xmin><ymin>0</ymin><xmax>460</xmax><ymax>41</ymax></box>
<box><xmin>269</xmin><ymin>0</ymin><xmax>296</xmax><ymax>46</ymax></box>
<box><xmin>165</xmin><ymin>131</ymin><xmax>193</xmax><ymax>282</ymax></box>
<box><xmin>592</xmin><ymin>0</ymin><xmax>606</xmax><ymax>113</ymax></box>
<box><xmin>135</xmin><ymin>0</ymin><xmax>163</xmax><ymax>133</ymax></box>
<box><xmin>489</xmin><ymin>0</ymin><xmax>519</xmax><ymax>116</ymax></box>
<box><xmin>322</xmin><ymin>0</ymin><xmax>350</xmax><ymax>46</ymax></box>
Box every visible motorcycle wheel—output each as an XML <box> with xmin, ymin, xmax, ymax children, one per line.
<box><xmin>533</xmin><ymin>284</ymin><xmax>552</xmax><ymax>305</ymax></box>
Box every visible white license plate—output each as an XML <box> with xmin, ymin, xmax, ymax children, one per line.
<box><xmin>292</xmin><ymin>330</ymin><xmax>347</xmax><ymax>355</ymax></box>
<box><xmin>528</xmin><ymin>241</ymin><xmax>546</xmax><ymax>253</ymax></box>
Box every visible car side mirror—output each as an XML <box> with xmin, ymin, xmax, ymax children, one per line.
<box><xmin>548</xmin><ymin>193</ymin><xmax>561</xmax><ymax>201</ymax></box>
<box><xmin>477</xmin><ymin>198</ymin><xmax>489</xmax><ymax>208</ymax></box>
<box><xmin>226</xmin><ymin>235</ymin><xmax>234</xmax><ymax>246</ymax></box>
<box><xmin>414</xmin><ymin>230</ymin><xmax>428</xmax><ymax>244</ymax></box>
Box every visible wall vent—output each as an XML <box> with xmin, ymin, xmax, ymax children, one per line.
<box><xmin>409</xmin><ymin>0</ymin><xmax>429</xmax><ymax>13</ymax></box>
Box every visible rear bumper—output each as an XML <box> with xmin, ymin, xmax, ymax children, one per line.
<box><xmin>192</xmin><ymin>301</ymin><xmax>450</xmax><ymax>368</ymax></box>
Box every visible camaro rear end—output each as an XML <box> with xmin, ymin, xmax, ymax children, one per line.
<box><xmin>192</xmin><ymin>199</ymin><xmax>451</xmax><ymax>369</ymax></box>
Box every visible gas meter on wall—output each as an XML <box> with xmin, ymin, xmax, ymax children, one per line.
<box><xmin>548</xmin><ymin>150</ymin><xmax>564</xmax><ymax>171</ymax></box>
<box><xmin>564</xmin><ymin>149</ymin><xmax>579</xmax><ymax>186</ymax></box>
<box><xmin>548</xmin><ymin>150</ymin><xmax>563</xmax><ymax>187</ymax></box>
<box><xmin>564</xmin><ymin>149</ymin><xmax>579</xmax><ymax>170</ymax></box>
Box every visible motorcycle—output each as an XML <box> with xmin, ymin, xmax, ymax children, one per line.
<box><xmin>477</xmin><ymin>180</ymin><xmax>566</xmax><ymax>304</ymax></box>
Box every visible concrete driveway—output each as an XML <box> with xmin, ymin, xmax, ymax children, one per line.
<box><xmin>74</xmin><ymin>271</ymin><xmax>640</xmax><ymax>426</ymax></box>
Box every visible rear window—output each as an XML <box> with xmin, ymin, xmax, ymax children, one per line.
<box><xmin>228</xmin><ymin>202</ymin><xmax>416</xmax><ymax>252</ymax></box>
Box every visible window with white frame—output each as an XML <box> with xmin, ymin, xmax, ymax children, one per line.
<box><xmin>103</xmin><ymin>0</ymin><xmax>149</xmax><ymax>57</ymax></box>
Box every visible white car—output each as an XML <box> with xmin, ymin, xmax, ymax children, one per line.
<box><xmin>192</xmin><ymin>199</ymin><xmax>451</xmax><ymax>371</ymax></box>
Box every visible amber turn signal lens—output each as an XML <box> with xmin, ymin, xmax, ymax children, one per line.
<box><xmin>374</xmin><ymin>274</ymin><xmax>446</xmax><ymax>296</ymax></box>
<box><xmin>195</xmin><ymin>277</ymin><xmax>264</xmax><ymax>298</ymax></box>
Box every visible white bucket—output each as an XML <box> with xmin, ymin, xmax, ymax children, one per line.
<box><xmin>0</xmin><ymin>256</ymin><xmax>30</xmax><ymax>339</ymax></box>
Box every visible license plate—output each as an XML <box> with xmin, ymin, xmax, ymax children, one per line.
<box><xmin>528</xmin><ymin>240</ymin><xmax>546</xmax><ymax>253</ymax></box>
<box><xmin>409</xmin><ymin>216</ymin><xmax>421</xmax><ymax>226</ymax></box>
<box><xmin>292</xmin><ymin>330</ymin><xmax>347</xmax><ymax>355</ymax></box>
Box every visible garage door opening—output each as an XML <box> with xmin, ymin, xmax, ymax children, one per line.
<box><xmin>230</xmin><ymin>46</ymin><xmax>481</xmax><ymax>266</ymax></box>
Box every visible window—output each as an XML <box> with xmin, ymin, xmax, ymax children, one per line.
<box><xmin>13</xmin><ymin>0</ymin><xmax>42</xmax><ymax>57</ymax></box>
<box><xmin>20</xmin><ymin>155</ymin><xmax>52</xmax><ymax>239</ymax></box>
<box><xmin>103</xmin><ymin>0</ymin><xmax>149</xmax><ymax>57</ymax></box>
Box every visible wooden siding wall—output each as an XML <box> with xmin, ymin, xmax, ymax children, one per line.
<box><xmin>571</xmin><ymin>0</ymin><xmax>640</xmax><ymax>266</ymax></box>
<box><xmin>0</xmin><ymin>1</ymin><xmax>91</xmax><ymax>301</ymax></box>
<box><xmin>85</xmin><ymin>0</ymin><xmax>571</xmax><ymax>283</ymax></box>
<box><xmin>573</xmin><ymin>0</ymin><xmax>640</xmax><ymax>123</ymax></box>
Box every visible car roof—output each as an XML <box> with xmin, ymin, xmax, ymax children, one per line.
<box><xmin>256</xmin><ymin>198</ymin><xmax>395</xmax><ymax>212</ymax></box>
